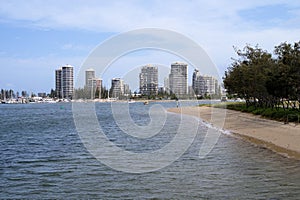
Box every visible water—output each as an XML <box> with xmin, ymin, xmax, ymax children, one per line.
<box><xmin>0</xmin><ymin>102</ymin><xmax>299</xmax><ymax>199</ymax></box>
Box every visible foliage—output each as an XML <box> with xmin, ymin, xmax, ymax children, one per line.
<box><xmin>0</xmin><ymin>89</ymin><xmax>39</xmax><ymax>100</ymax></box>
<box><xmin>213</xmin><ymin>102</ymin><xmax>300</xmax><ymax>123</ymax></box>
<box><xmin>224</xmin><ymin>42</ymin><xmax>300</xmax><ymax>111</ymax></box>
<box><xmin>49</xmin><ymin>89</ymin><xmax>56</xmax><ymax>98</ymax></box>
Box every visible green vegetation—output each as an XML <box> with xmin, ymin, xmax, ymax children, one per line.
<box><xmin>74</xmin><ymin>86</ymin><xmax>109</xmax><ymax>99</ymax></box>
<box><xmin>1</xmin><ymin>89</ymin><xmax>36</xmax><ymax>99</ymax></box>
<box><xmin>223</xmin><ymin>41</ymin><xmax>300</xmax><ymax>111</ymax></box>
<box><xmin>212</xmin><ymin>102</ymin><xmax>299</xmax><ymax>123</ymax></box>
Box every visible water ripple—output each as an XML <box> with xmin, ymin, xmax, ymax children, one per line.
<box><xmin>0</xmin><ymin>102</ymin><xmax>299</xmax><ymax>199</ymax></box>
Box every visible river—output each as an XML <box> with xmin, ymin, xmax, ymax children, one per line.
<box><xmin>0</xmin><ymin>101</ymin><xmax>299</xmax><ymax>199</ymax></box>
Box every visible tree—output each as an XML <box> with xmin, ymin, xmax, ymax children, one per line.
<box><xmin>274</xmin><ymin>41</ymin><xmax>300</xmax><ymax>109</ymax></box>
<box><xmin>0</xmin><ymin>89</ymin><xmax>4</xmax><ymax>100</ymax></box>
<box><xmin>101</xmin><ymin>86</ymin><xmax>108</xmax><ymax>99</ymax></box>
<box><xmin>49</xmin><ymin>89</ymin><xmax>56</xmax><ymax>98</ymax></box>
<box><xmin>224</xmin><ymin>42</ymin><xmax>300</xmax><ymax>110</ymax></box>
<box><xmin>224</xmin><ymin>45</ymin><xmax>274</xmax><ymax>106</ymax></box>
<box><xmin>21</xmin><ymin>91</ymin><xmax>27</xmax><ymax>97</ymax></box>
<box><xmin>95</xmin><ymin>88</ymin><xmax>100</xmax><ymax>99</ymax></box>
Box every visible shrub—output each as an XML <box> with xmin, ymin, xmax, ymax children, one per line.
<box><xmin>211</xmin><ymin>102</ymin><xmax>300</xmax><ymax>122</ymax></box>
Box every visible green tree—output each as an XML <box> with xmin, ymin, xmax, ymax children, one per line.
<box><xmin>224</xmin><ymin>45</ymin><xmax>274</xmax><ymax>106</ymax></box>
<box><xmin>274</xmin><ymin>41</ymin><xmax>300</xmax><ymax>109</ymax></box>
<box><xmin>49</xmin><ymin>89</ymin><xmax>56</xmax><ymax>98</ymax></box>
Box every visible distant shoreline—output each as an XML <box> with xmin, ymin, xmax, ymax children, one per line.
<box><xmin>0</xmin><ymin>98</ymin><xmax>219</xmax><ymax>105</ymax></box>
<box><xmin>168</xmin><ymin>106</ymin><xmax>300</xmax><ymax>160</ymax></box>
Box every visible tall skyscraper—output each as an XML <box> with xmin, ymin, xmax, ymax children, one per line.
<box><xmin>164</xmin><ymin>77</ymin><xmax>169</xmax><ymax>94</ymax></box>
<box><xmin>89</xmin><ymin>78</ymin><xmax>102</xmax><ymax>99</ymax></box>
<box><xmin>192</xmin><ymin>69</ymin><xmax>219</xmax><ymax>96</ymax></box>
<box><xmin>192</xmin><ymin>69</ymin><xmax>204</xmax><ymax>95</ymax></box>
<box><xmin>85</xmin><ymin>68</ymin><xmax>95</xmax><ymax>87</ymax></box>
<box><xmin>62</xmin><ymin>65</ymin><xmax>74</xmax><ymax>99</ymax></box>
<box><xmin>55</xmin><ymin>69</ymin><xmax>62</xmax><ymax>98</ymax></box>
<box><xmin>202</xmin><ymin>76</ymin><xmax>218</xmax><ymax>95</ymax></box>
<box><xmin>85</xmin><ymin>68</ymin><xmax>102</xmax><ymax>99</ymax></box>
<box><xmin>139</xmin><ymin>65</ymin><xmax>158</xmax><ymax>96</ymax></box>
<box><xmin>55</xmin><ymin>64</ymin><xmax>74</xmax><ymax>99</ymax></box>
<box><xmin>123</xmin><ymin>83</ymin><xmax>130</xmax><ymax>96</ymax></box>
<box><xmin>169</xmin><ymin>62</ymin><xmax>188</xmax><ymax>97</ymax></box>
<box><xmin>110</xmin><ymin>78</ymin><xmax>124</xmax><ymax>98</ymax></box>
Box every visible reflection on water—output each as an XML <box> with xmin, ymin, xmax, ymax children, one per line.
<box><xmin>0</xmin><ymin>102</ymin><xmax>299</xmax><ymax>199</ymax></box>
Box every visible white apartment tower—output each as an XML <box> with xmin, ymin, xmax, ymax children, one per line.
<box><xmin>203</xmin><ymin>76</ymin><xmax>218</xmax><ymax>95</ymax></box>
<box><xmin>192</xmin><ymin>69</ymin><xmax>219</xmax><ymax>96</ymax></box>
<box><xmin>192</xmin><ymin>69</ymin><xmax>206</xmax><ymax>95</ymax></box>
<box><xmin>85</xmin><ymin>68</ymin><xmax>102</xmax><ymax>99</ymax></box>
<box><xmin>164</xmin><ymin>77</ymin><xmax>169</xmax><ymax>94</ymax></box>
<box><xmin>110</xmin><ymin>78</ymin><xmax>124</xmax><ymax>99</ymax></box>
<box><xmin>55</xmin><ymin>64</ymin><xmax>74</xmax><ymax>99</ymax></box>
<box><xmin>139</xmin><ymin>65</ymin><xmax>158</xmax><ymax>96</ymax></box>
<box><xmin>85</xmin><ymin>68</ymin><xmax>95</xmax><ymax>87</ymax></box>
<box><xmin>169</xmin><ymin>62</ymin><xmax>188</xmax><ymax>97</ymax></box>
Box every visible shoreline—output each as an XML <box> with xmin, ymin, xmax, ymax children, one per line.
<box><xmin>168</xmin><ymin>106</ymin><xmax>300</xmax><ymax>160</ymax></box>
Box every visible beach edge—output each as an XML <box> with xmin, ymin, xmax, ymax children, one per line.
<box><xmin>167</xmin><ymin>106</ymin><xmax>300</xmax><ymax>160</ymax></box>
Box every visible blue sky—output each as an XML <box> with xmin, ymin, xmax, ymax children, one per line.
<box><xmin>0</xmin><ymin>0</ymin><xmax>300</xmax><ymax>93</ymax></box>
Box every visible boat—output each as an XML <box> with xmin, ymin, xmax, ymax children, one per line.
<box><xmin>128</xmin><ymin>99</ymin><xmax>136</xmax><ymax>104</ymax></box>
<box><xmin>43</xmin><ymin>98</ymin><xmax>57</xmax><ymax>103</ymax></box>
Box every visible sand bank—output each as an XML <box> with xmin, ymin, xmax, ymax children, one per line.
<box><xmin>168</xmin><ymin>106</ymin><xmax>300</xmax><ymax>160</ymax></box>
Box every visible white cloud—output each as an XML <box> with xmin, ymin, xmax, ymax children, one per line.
<box><xmin>0</xmin><ymin>0</ymin><xmax>298</xmax><ymax>32</ymax></box>
<box><xmin>1</xmin><ymin>0</ymin><xmax>300</xmax><ymax>90</ymax></box>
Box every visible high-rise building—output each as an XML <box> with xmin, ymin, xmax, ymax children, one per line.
<box><xmin>88</xmin><ymin>78</ymin><xmax>102</xmax><ymax>99</ymax></box>
<box><xmin>90</xmin><ymin>78</ymin><xmax>102</xmax><ymax>91</ymax></box>
<box><xmin>85</xmin><ymin>68</ymin><xmax>96</xmax><ymax>87</ymax></box>
<box><xmin>85</xmin><ymin>68</ymin><xmax>95</xmax><ymax>87</ymax></box>
<box><xmin>192</xmin><ymin>69</ymin><xmax>219</xmax><ymax>96</ymax></box>
<box><xmin>202</xmin><ymin>76</ymin><xmax>218</xmax><ymax>95</ymax></box>
<box><xmin>169</xmin><ymin>62</ymin><xmax>188</xmax><ymax>97</ymax></box>
<box><xmin>85</xmin><ymin>68</ymin><xmax>102</xmax><ymax>99</ymax></box>
<box><xmin>110</xmin><ymin>78</ymin><xmax>124</xmax><ymax>98</ymax></box>
<box><xmin>123</xmin><ymin>83</ymin><xmax>130</xmax><ymax>96</ymax></box>
<box><xmin>164</xmin><ymin>77</ymin><xmax>169</xmax><ymax>94</ymax></box>
<box><xmin>139</xmin><ymin>65</ymin><xmax>158</xmax><ymax>96</ymax></box>
<box><xmin>192</xmin><ymin>69</ymin><xmax>205</xmax><ymax>95</ymax></box>
<box><xmin>55</xmin><ymin>64</ymin><xmax>74</xmax><ymax>99</ymax></box>
<box><xmin>62</xmin><ymin>65</ymin><xmax>74</xmax><ymax>99</ymax></box>
<box><xmin>55</xmin><ymin>69</ymin><xmax>62</xmax><ymax>98</ymax></box>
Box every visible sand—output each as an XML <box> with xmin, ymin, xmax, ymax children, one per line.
<box><xmin>168</xmin><ymin>106</ymin><xmax>300</xmax><ymax>160</ymax></box>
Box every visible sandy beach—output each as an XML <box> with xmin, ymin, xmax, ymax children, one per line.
<box><xmin>168</xmin><ymin>106</ymin><xmax>300</xmax><ymax>160</ymax></box>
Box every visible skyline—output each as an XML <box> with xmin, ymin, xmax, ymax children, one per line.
<box><xmin>1</xmin><ymin>1</ymin><xmax>300</xmax><ymax>93</ymax></box>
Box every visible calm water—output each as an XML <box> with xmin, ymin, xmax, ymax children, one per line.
<box><xmin>0</xmin><ymin>102</ymin><xmax>299</xmax><ymax>199</ymax></box>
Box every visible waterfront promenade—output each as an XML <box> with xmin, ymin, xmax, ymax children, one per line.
<box><xmin>168</xmin><ymin>106</ymin><xmax>300</xmax><ymax>160</ymax></box>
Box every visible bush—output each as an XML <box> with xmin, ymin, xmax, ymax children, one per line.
<box><xmin>272</xmin><ymin>110</ymin><xmax>286</xmax><ymax>120</ymax></box>
<box><xmin>261</xmin><ymin>109</ymin><xmax>273</xmax><ymax>118</ymax></box>
<box><xmin>252</xmin><ymin>108</ymin><xmax>264</xmax><ymax>115</ymax></box>
<box><xmin>211</xmin><ymin>102</ymin><xmax>300</xmax><ymax>123</ymax></box>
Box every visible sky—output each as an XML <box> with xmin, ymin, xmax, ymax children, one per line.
<box><xmin>0</xmin><ymin>0</ymin><xmax>300</xmax><ymax>94</ymax></box>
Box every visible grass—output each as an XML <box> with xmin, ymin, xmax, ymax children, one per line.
<box><xmin>206</xmin><ymin>102</ymin><xmax>300</xmax><ymax>123</ymax></box>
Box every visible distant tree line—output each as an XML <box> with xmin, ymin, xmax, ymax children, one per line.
<box><xmin>73</xmin><ymin>86</ymin><xmax>109</xmax><ymax>99</ymax></box>
<box><xmin>224</xmin><ymin>41</ymin><xmax>300</xmax><ymax>110</ymax></box>
<box><xmin>0</xmin><ymin>89</ymin><xmax>56</xmax><ymax>100</ymax></box>
<box><xmin>0</xmin><ymin>89</ymin><xmax>30</xmax><ymax>100</ymax></box>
